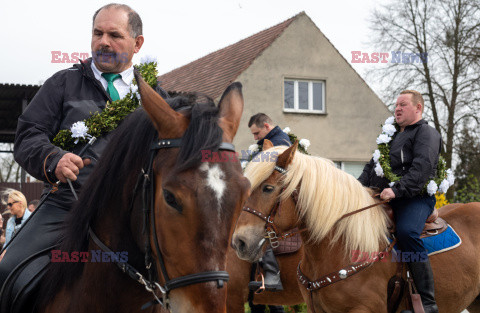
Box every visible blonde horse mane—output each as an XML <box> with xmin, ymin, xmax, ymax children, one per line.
<box><xmin>244</xmin><ymin>146</ymin><xmax>389</xmax><ymax>255</ymax></box>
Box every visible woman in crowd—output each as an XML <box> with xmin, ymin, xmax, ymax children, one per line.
<box><xmin>2</xmin><ymin>189</ymin><xmax>31</xmax><ymax>246</ymax></box>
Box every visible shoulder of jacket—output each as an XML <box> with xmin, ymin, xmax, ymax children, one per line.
<box><xmin>45</xmin><ymin>65</ymin><xmax>82</xmax><ymax>87</ymax></box>
<box><xmin>415</xmin><ymin>122</ymin><xmax>441</xmax><ymax>140</ymax></box>
<box><xmin>418</xmin><ymin>122</ymin><xmax>437</xmax><ymax>133</ymax></box>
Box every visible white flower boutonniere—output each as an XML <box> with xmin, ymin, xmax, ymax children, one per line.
<box><xmin>70</xmin><ymin>121</ymin><xmax>90</xmax><ymax>144</ymax></box>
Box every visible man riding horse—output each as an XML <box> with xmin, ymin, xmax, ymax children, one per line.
<box><xmin>359</xmin><ymin>90</ymin><xmax>441</xmax><ymax>313</ymax></box>
<box><xmin>0</xmin><ymin>2</ymin><xmax>166</xmax><ymax>288</ymax></box>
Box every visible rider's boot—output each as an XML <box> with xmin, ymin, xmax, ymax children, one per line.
<box><xmin>248</xmin><ymin>246</ymin><xmax>283</xmax><ymax>291</ymax></box>
<box><xmin>400</xmin><ymin>259</ymin><xmax>438</xmax><ymax>313</ymax></box>
<box><xmin>409</xmin><ymin>260</ymin><xmax>438</xmax><ymax>313</ymax></box>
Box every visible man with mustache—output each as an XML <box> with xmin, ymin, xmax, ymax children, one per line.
<box><xmin>0</xmin><ymin>3</ymin><xmax>167</xmax><ymax>291</ymax></box>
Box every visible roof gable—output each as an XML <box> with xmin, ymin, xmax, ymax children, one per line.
<box><xmin>158</xmin><ymin>13</ymin><xmax>302</xmax><ymax>99</ymax></box>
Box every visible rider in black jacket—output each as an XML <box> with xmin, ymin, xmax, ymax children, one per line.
<box><xmin>358</xmin><ymin>119</ymin><xmax>442</xmax><ymax>197</ymax></box>
<box><xmin>0</xmin><ymin>4</ymin><xmax>166</xmax><ymax>292</ymax></box>
<box><xmin>359</xmin><ymin>90</ymin><xmax>441</xmax><ymax>313</ymax></box>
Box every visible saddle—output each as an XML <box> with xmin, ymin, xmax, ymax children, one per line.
<box><xmin>0</xmin><ymin>247</ymin><xmax>53</xmax><ymax>313</ymax></box>
<box><xmin>382</xmin><ymin>203</ymin><xmax>448</xmax><ymax>239</ymax></box>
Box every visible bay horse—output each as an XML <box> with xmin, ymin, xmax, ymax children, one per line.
<box><xmin>232</xmin><ymin>140</ymin><xmax>480</xmax><ymax>313</ymax></box>
<box><xmin>33</xmin><ymin>75</ymin><xmax>250</xmax><ymax>313</ymax></box>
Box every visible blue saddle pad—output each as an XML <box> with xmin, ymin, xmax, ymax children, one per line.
<box><xmin>391</xmin><ymin>224</ymin><xmax>461</xmax><ymax>256</ymax></box>
<box><xmin>423</xmin><ymin>224</ymin><xmax>462</xmax><ymax>256</ymax></box>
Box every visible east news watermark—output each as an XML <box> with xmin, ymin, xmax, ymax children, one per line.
<box><xmin>201</xmin><ymin>150</ymin><xmax>278</xmax><ymax>163</ymax></box>
<box><xmin>351</xmin><ymin>250</ymin><xmax>428</xmax><ymax>263</ymax></box>
<box><xmin>351</xmin><ymin>51</ymin><xmax>428</xmax><ymax>64</ymax></box>
<box><xmin>51</xmin><ymin>249</ymin><xmax>128</xmax><ymax>262</ymax></box>
<box><xmin>51</xmin><ymin>51</ymin><xmax>130</xmax><ymax>63</ymax></box>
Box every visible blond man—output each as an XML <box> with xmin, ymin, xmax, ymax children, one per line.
<box><xmin>359</xmin><ymin>90</ymin><xmax>441</xmax><ymax>313</ymax></box>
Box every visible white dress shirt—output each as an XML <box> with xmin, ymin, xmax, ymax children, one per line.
<box><xmin>91</xmin><ymin>62</ymin><xmax>135</xmax><ymax>100</ymax></box>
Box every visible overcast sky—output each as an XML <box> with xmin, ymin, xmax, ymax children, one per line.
<box><xmin>0</xmin><ymin>0</ymin><xmax>382</xmax><ymax>88</ymax></box>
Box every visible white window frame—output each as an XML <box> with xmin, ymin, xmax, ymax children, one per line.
<box><xmin>334</xmin><ymin>161</ymin><xmax>366</xmax><ymax>178</ymax></box>
<box><xmin>283</xmin><ymin>79</ymin><xmax>326</xmax><ymax>114</ymax></box>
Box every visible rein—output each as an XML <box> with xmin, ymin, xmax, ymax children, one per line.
<box><xmin>89</xmin><ymin>138</ymin><xmax>235</xmax><ymax>310</ymax></box>
<box><xmin>336</xmin><ymin>197</ymin><xmax>390</xmax><ymax>223</ymax></box>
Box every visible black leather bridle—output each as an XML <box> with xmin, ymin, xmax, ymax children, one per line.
<box><xmin>89</xmin><ymin>138</ymin><xmax>236</xmax><ymax>309</ymax></box>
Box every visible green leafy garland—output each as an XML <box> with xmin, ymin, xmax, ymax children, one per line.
<box><xmin>375</xmin><ymin>117</ymin><xmax>453</xmax><ymax>195</ymax></box>
<box><xmin>287</xmin><ymin>132</ymin><xmax>310</xmax><ymax>155</ymax></box>
<box><xmin>52</xmin><ymin>61</ymin><xmax>158</xmax><ymax>151</ymax></box>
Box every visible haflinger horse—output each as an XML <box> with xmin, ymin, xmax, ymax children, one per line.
<box><xmin>34</xmin><ymin>75</ymin><xmax>250</xmax><ymax>313</ymax></box>
<box><xmin>232</xmin><ymin>140</ymin><xmax>480</xmax><ymax>313</ymax></box>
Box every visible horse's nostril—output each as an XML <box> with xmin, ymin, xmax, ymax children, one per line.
<box><xmin>232</xmin><ymin>236</ymin><xmax>247</xmax><ymax>253</ymax></box>
<box><xmin>238</xmin><ymin>239</ymin><xmax>246</xmax><ymax>252</ymax></box>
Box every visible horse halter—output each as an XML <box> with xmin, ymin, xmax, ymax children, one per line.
<box><xmin>242</xmin><ymin>165</ymin><xmax>302</xmax><ymax>249</ymax></box>
<box><xmin>89</xmin><ymin>138</ymin><xmax>236</xmax><ymax>310</ymax></box>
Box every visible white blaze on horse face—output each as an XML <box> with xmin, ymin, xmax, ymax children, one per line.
<box><xmin>200</xmin><ymin>163</ymin><xmax>226</xmax><ymax>215</ymax></box>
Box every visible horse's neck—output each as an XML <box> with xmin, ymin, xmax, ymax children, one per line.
<box><xmin>75</xmin><ymin>257</ymin><xmax>152</xmax><ymax>312</ymax></box>
<box><xmin>300</xmin><ymin>232</ymin><xmax>349</xmax><ymax>277</ymax></box>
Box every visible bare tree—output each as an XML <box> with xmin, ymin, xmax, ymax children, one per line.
<box><xmin>368</xmin><ymin>0</ymin><xmax>480</xmax><ymax>171</ymax></box>
<box><xmin>0</xmin><ymin>144</ymin><xmax>21</xmax><ymax>183</ymax></box>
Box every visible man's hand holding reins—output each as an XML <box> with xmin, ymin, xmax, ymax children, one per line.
<box><xmin>380</xmin><ymin>188</ymin><xmax>396</xmax><ymax>201</ymax></box>
<box><xmin>55</xmin><ymin>153</ymin><xmax>91</xmax><ymax>183</ymax></box>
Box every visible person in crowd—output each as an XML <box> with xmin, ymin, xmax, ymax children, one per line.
<box><xmin>358</xmin><ymin>90</ymin><xmax>441</xmax><ymax>313</ymax></box>
<box><xmin>247</xmin><ymin>113</ymin><xmax>291</xmax><ymax>313</ymax></box>
<box><xmin>249</xmin><ymin>113</ymin><xmax>291</xmax><ymax>148</ymax></box>
<box><xmin>0</xmin><ymin>3</ymin><xmax>167</xmax><ymax>289</ymax></box>
<box><xmin>27</xmin><ymin>200</ymin><xmax>39</xmax><ymax>213</ymax></box>
<box><xmin>1</xmin><ymin>189</ymin><xmax>32</xmax><ymax>246</ymax></box>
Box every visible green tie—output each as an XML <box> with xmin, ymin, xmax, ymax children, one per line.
<box><xmin>101</xmin><ymin>73</ymin><xmax>122</xmax><ymax>101</ymax></box>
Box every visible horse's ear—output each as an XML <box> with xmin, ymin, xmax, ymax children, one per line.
<box><xmin>263</xmin><ymin>139</ymin><xmax>274</xmax><ymax>151</ymax></box>
<box><xmin>134</xmin><ymin>70</ymin><xmax>188</xmax><ymax>137</ymax></box>
<box><xmin>218</xmin><ymin>82</ymin><xmax>244</xmax><ymax>143</ymax></box>
<box><xmin>276</xmin><ymin>141</ymin><xmax>298</xmax><ymax>168</ymax></box>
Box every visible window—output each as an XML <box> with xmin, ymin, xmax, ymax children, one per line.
<box><xmin>284</xmin><ymin>79</ymin><xmax>325</xmax><ymax>113</ymax></box>
<box><xmin>334</xmin><ymin>161</ymin><xmax>366</xmax><ymax>178</ymax></box>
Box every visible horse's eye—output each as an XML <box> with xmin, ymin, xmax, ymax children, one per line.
<box><xmin>163</xmin><ymin>189</ymin><xmax>182</xmax><ymax>212</ymax></box>
<box><xmin>262</xmin><ymin>185</ymin><xmax>275</xmax><ymax>193</ymax></box>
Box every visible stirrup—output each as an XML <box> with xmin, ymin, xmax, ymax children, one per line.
<box><xmin>248</xmin><ymin>273</ymin><xmax>265</xmax><ymax>294</ymax></box>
